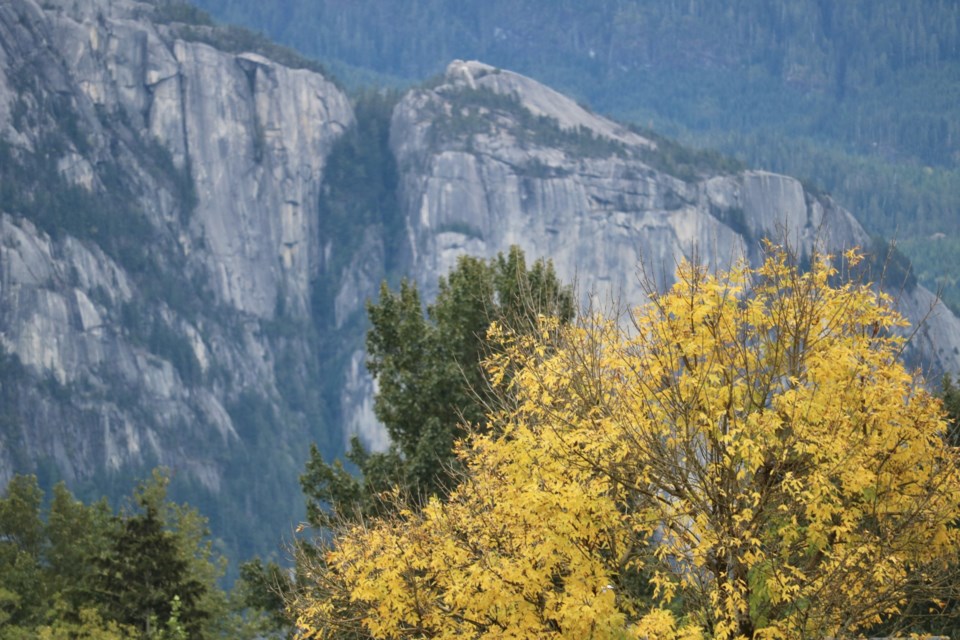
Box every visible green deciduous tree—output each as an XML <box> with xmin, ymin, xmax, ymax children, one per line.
<box><xmin>301</xmin><ymin>246</ymin><xmax>574</xmax><ymax>524</ymax></box>
<box><xmin>45</xmin><ymin>484</ymin><xmax>115</xmax><ymax>617</ymax></box>
<box><xmin>0</xmin><ymin>474</ymin><xmax>46</xmax><ymax>635</ymax></box>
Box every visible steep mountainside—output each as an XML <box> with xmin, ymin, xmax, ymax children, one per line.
<box><xmin>190</xmin><ymin>0</ymin><xmax>960</xmax><ymax>312</ymax></box>
<box><xmin>2</xmin><ymin>1</ymin><xmax>959</xmax><ymax>563</ymax></box>
<box><xmin>395</xmin><ymin>62</ymin><xmax>960</xmax><ymax>364</ymax></box>
<box><xmin>0</xmin><ymin>0</ymin><xmax>351</xmax><ymax>558</ymax></box>
<box><xmin>335</xmin><ymin>60</ymin><xmax>960</xmax><ymax>440</ymax></box>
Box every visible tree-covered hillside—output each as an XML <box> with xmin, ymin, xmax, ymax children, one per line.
<box><xmin>189</xmin><ymin>0</ymin><xmax>960</xmax><ymax>308</ymax></box>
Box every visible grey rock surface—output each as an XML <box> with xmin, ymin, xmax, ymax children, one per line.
<box><xmin>393</xmin><ymin>62</ymin><xmax>870</xmax><ymax>303</ymax></box>
<box><xmin>2</xmin><ymin>0</ymin><xmax>959</xmax><ymax>559</ymax></box>
<box><xmin>343</xmin><ymin>60</ymin><xmax>960</xmax><ymax>445</ymax></box>
<box><xmin>0</xmin><ymin>0</ymin><xmax>352</xmax><ymax>515</ymax></box>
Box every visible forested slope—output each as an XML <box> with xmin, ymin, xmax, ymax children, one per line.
<box><xmin>190</xmin><ymin>0</ymin><xmax>960</xmax><ymax>308</ymax></box>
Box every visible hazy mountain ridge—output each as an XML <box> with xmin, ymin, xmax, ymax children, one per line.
<box><xmin>191</xmin><ymin>0</ymin><xmax>960</xmax><ymax>311</ymax></box>
<box><xmin>2</xmin><ymin>0</ymin><xmax>958</xmax><ymax>561</ymax></box>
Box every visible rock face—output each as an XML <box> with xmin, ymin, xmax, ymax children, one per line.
<box><xmin>2</xmin><ymin>0</ymin><xmax>959</xmax><ymax>561</ymax></box>
<box><xmin>44</xmin><ymin>1</ymin><xmax>351</xmax><ymax>317</ymax></box>
<box><xmin>392</xmin><ymin>62</ymin><xmax>960</xmax><ymax>355</ymax></box>
<box><xmin>392</xmin><ymin>62</ymin><xmax>854</xmax><ymax>301</ymax></box>
<box><xmin>0</xmin><ymin>0</ymin><xmax>352</xmax><ymax>554</ymax></box>
<box><xmin>341</xmin><ymin>60</ymin><xmax>960</xmax><ymax>441</ymax></box>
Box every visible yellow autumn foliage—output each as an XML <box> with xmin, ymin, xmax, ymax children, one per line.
<box><xmin>293</xmin><ymin>247</ymin><xmax>960</xmax><ymax>639</ymax></box>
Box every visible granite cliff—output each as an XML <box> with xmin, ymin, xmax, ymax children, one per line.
<box><xmin>336</xmin><ymin>60</ymin><xmax>960</xmax><ymax>440</ymax></box>
<box><xmin>1</xmin><ymin>1</ymin><xmax>958</xmax><ymax>559</ymax></box>
<box><xmin>0</xmin><ymin>0</ymin><xmax>352</xmax><ymax>555</ymax></box>
<box><xmin>393</xmin><ymin>61</ymin><xmax>960</xmax><ymax>366</ymax></box>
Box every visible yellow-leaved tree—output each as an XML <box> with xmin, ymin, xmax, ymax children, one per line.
<box><xmin>292</xmin><ymin>246</ymin><xmax>960</xmax><ymax>639</ymax></box>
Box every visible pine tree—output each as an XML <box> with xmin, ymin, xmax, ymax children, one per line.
<box><xmin>95</xmin><ymin>500</ymin><xmax>206</xmax><ymax>637</ymax></box>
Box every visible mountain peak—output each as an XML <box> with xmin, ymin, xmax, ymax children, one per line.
<box><xmin>442</xmin><ymin>59</ymin><xmax>653</xmax><ymax>149</ymax></box>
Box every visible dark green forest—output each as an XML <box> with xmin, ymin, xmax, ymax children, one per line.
<box><xmin>0</xmin><ymin>469</ymin><xmax>285</xmax><ymax>638</ymax></box>
<box><xmin>189</xmin><ymin>0</ymin><xmax>960</xmax><ymax>309</ymax></box>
